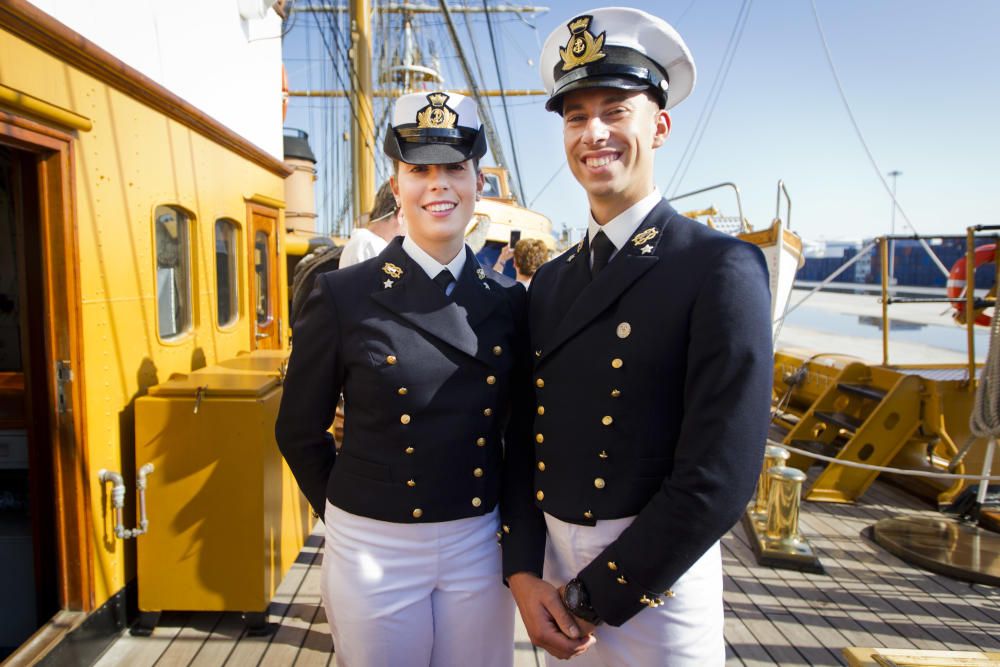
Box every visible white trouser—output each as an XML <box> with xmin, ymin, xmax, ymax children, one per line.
<box><xmin>543</xmin><ymin>513</ymin><xmax>724</xmax><ymax>667</ymax></box>
<box><xmin>322</xmin><ymin>501</ymin><xmax>514</xmax><ymax>667</ymax></box>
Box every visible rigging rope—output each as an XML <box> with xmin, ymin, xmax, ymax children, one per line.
<box><xmin>482</xmin><ymin>0</ymin><xmax>527</xmax><ymax>204</ymax></box>
<box><xmin>665</xmin><ymin>0</ymin><xmax>752</xmax><ymax>196</ymax></box>
<box><xmin>808</xmin><ymin>0</ymin><xmax>948</xmax><ymax>278</ymax></box>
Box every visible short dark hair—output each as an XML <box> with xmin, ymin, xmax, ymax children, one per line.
<box><xmin>369</xmin><ymin>180</ymin><xmax>397</xmax><ymax>223</ymax></box>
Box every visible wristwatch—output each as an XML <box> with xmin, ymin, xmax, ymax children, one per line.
<box><xmin>562</xmin><ymin>578</ymin><xmax>602</xmax><ymax>625</ymax></box>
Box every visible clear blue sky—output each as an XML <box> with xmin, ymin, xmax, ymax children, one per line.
<box><xmin>283</xmin><ymin>1</ymin><xmax>1000</xmax><ymax>244</ymax></box>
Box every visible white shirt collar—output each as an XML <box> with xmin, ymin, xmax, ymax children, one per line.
<box><xmin>587</xmin><ymin>188</ymin><xmax>662</xmax><ymax>254</ymax></box>
<box><xmin>401</xmin><ymin>236</ymin><xmax>468</xmax><ymax>281</ymax></box>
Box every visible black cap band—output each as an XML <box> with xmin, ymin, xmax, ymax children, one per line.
<box><xmin>548</xmin><ymin>45</ymin><xmax>670</xmax><ymax>112</ymax></box>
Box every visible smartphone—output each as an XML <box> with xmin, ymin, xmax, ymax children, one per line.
<box><xmin>509</xmin><ymin>229</ymin><xmax>522</xmax><ymax>246</ymax></box>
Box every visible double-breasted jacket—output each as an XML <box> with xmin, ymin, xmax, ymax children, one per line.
<box><xmin>501</xmin><ymin>200</ymin><xmax>773</xmax><ymax>626</ymax></box>
<box><xmin>276</xmin><ymin>238</ymin><xmax>530</xmax><ymax>525</ymax></box>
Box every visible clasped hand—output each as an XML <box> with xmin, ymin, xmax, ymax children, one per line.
<box><xmin>509</xmin><ymin>573</ymin><xmax>596</xmax><ymax>660</ymax></box>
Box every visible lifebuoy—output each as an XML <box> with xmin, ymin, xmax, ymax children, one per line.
<box><xmin>947</xmin><ymin>243</ymin><xmax>996</xmax><ymax>326</ymax></box>
<box><xmin>281</xmin><ymin>64</ymin><xmax>289</xmax><ymax>121</ymax></box>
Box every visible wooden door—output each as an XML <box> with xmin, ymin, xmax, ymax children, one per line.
<box><xmin>0</xmin><ymin>116</ymin><xmax>90</xmax><ymax>656</ymax></box>
<box><xmin>248</xmin><ymin>204</ymin><xmax>280</xmax><ymax>350</ymax></box>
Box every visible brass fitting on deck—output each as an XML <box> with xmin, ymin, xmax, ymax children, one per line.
<box><xmin>765</xmin><ymin>466</ymin><xmax>808</xmax><ymax>546</ymax></box>
<box><xmin>753</xmin><ymin>445</ymin><xmax>791</xmax><ymax>519</ymax></box>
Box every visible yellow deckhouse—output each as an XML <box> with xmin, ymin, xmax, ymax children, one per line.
<box><xmin>0</xmin><ymin>0</ymin><xmax>308</xmax><ymax>661</ymax></box>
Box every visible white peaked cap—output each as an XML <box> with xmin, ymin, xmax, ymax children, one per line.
<box><xmin>383</xmin><ymin>91</ymin><xmax>487</xmax><ymax>164</ymax></box>
<box><xmin>539</xmin><ymin>7</ymin><xmax>696</xmax><ymax>112</ymax></box>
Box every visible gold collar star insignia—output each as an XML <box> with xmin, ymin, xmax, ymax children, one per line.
<box><xmin>631</xmin><ymin>227</ymin><xmax>658</xmax><ymax>247</ymax></box>
<box><xmin>559</xmin><ymin>15</ymin><xmax>606</xmax><ymax>72</ymax></box>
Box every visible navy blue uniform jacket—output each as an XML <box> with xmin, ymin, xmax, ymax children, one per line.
<box><xmin>500</xmin><ymin>200</ymin><xmax>772</xmax><ymax>626</ymax></box>
<box><xmin>276</xmin><ymin>237</ymin><xmax>530</xmax><ymax>524</ymax></box>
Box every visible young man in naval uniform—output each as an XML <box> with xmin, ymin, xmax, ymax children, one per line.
<box><xmin>501</xmin><ymin>8</ymin><xmax>773</xmax><ymax>665</ymax></box>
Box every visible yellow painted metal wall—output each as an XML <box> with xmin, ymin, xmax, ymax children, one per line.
<box><xmin>1</xmin><ymin>29</ymin><xmax>288</xmax><ymax>607</ymax></box>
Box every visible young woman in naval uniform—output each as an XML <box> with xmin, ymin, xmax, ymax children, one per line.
<box><xmin>276</xmin><ymin>91</ymin><xmax>528</xmax><ymax>666</ymax></box>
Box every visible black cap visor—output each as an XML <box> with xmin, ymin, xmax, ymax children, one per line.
<box><xmin>546</xmin><ymin>46</ymin><xmax>669</xmax><ymax>113</ymax></box>
<box><xmin>383</xmin><ymin>125</ymin><xmax>487</xmax><ymax>165</ymax></box>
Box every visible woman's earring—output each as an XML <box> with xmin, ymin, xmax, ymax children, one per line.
<box><xmin>475</xmin><ymin>193</ymin><xmax>482</xmax><ymax>201</ymax></box>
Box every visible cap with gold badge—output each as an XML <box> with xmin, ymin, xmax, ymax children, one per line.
<box><xmin>539</xmin><ymin>7</ymin><xmax>696</xmax><ymax>113</ymax></box>
<box><xmin>383</xmin><ymin>90</ymin><xmax>488</xmax><ymax>164</ymax></box>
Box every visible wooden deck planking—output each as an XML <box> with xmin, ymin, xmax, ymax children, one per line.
<box><xmin>90</xmin><ymin>479</ymin><xmax>1000</xmax><ymax>666</ymax></box>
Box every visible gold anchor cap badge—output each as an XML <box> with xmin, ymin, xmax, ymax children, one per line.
<box><xmin>559</xmin><ymin>15</ymin><xmax>606</xmax><ymax>71</ymax></box>
<box><xmin>416</xmin><ymin>92</ymin><xmax>458</xmax><ymax>129</ymax></box>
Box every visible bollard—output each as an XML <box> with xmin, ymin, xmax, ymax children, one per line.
<box><xmin>753</xmin><ymin>445</ymin><xmax>791</xmax><ymax>519</ymax></box>
<box><xmin>765</xmin><ymin>466</ymin><xmax>807</xmax><ymax>546</ymax></box>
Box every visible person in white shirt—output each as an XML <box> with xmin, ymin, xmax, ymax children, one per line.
<box><xmin>338</xmin><ymin>180</ymin><xmax>406</xmax><ymax>268</ymax></box>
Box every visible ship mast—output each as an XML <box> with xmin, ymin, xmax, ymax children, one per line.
<box><xmin>350</xmin><ymin>0</ymin><xmax>376</xmax><ymax>217</ymax></box>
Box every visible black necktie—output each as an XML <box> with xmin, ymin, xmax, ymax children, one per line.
<box><xmin>591</xmin><ymin>231</ymin><xmax>615</xmax><ymax>278</ymax></box>
<box><xmin>434</xmin><ymin>269</ymin><xmax>455</xmax><ymax>295</ymax></box>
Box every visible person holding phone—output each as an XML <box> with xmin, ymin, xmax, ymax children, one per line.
<box><xmin>276</xmin><ymin>90</ymin><xmax>528</xmax><ymax>667</ymax></box>
<box><xmin>495</xmin><ymin>231</ymin><xmax>548</xmax><ymax>287</ymax></box>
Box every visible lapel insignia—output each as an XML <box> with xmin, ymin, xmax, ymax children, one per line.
<box><xmin>631</xmin><ymin>227</ymin><xmax>658</xmax><ymax>247</ymax></box>
<box><xmin>567</xmin><ymin>238</ymin><xmax>585</xmax><ymax>262</ymax></box>
<box><xmin>640</xmin><ymin>244</ymin><xmax>654</xmax><ymax>255</ymax></box>
<box><xmin>382</xmin><ymin>262</ymin><xmax>403</xmax><ymax>279</ymax></box>
<box><xmin>476</xmin><ymin>267</ymin><xmax>486</xmax><ymax>280</ymax></box>
<box><xmin>559</xmin><ymin>15</ymin><xmax>606</xmax><ymax>72</ymax></box>
<box><xmin>383</xmin><ymin>278</ymin><xmax>395</xmax><ymax>289</ymax></box>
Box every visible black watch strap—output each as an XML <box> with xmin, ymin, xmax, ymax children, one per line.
<box><xmin>563</xmin><ymin>578</ymin><xmax>602</xmax><ymax>625</ymax></box>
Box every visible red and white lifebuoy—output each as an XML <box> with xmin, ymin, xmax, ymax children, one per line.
<box><xmin>947</xmin><ymin>243</ymin><xmax>996</xmax><ymax>326</ymax></box>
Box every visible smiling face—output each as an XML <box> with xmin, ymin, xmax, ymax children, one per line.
<box><xmin>391</xmin><ymin>160</ymin><xmax>484</xmax><ymax>261</ymax></box>
<box><xmin>561</xmin><ymin>88</ymin><xmax>670</xmax><ymax>223</ymax></box>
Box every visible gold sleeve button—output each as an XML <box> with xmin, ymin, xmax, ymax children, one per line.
<box><xmin>537</xmin><ymin>461</ymin><xmax>546</xmax><ymax>471</ymax></box>
<box><xmin>476</xmin><ymin>437</ymin><xmax>486</xmax><ymax>447</ymax></box>
<box><xmin>536</xmin><ymin>490</ymin><xmax>544</xmax><ymax>501</ymax></box>
<box><xmin>583</xmin><ymin>510</ymin><xmax>593</xmax><ymax>519</ymax></box>
<box><xmin>387</xmin><ymin>355</ymin><xmax>397</xmax><ymax>365</ymax></box>
<box><xmin>607</xmin><ymin>561</ymin><xmax>618</xmax><ymax>571</ymax></box>
<box><xmin>503</xmin><ymin>524</ymin><xmax>510</xmax><ymax>534</ymax></box>
<box><xmin>611</xmin><ymin>358</ymin><xmax>623</xmax><ymax>369</ymax></box>
<box><xmin>398</xmin><ymin>387</ymin><xmax>408</xmax><ymax>395</ymax></box>
<box><xmin>400</xmin><ymin>414</ymin><xmax>411</xmax><ymax>424</ymax></box>
<box><xmin>535</xmin><ymin>433</ymin><xmax>544</xmax><ymax>444</ymax></box>
<box><xmin>486</xmin><ymin>375</ymin><xmax>496</xmax><ymax>385</ymax></box>
<box><xmin>472</xmin><ymin>497</ymin><xmax>482</xmax><ymax>508</ymax></box>
<box><xmin>601</xmin><ymin>415</ymin><xmax>613</xmax><ymax>426</ymax></box>
<box><xmin>493</xmin><ymin>345</ymin><xmax>503</xmax><ymax>356</ymax></box>
<box><xmin>406</xmin><ymin>479</ymin><xmax>416</xmax><ymax>487</ymax></box>
<box><xmin>598</xmin><ymin>450</ymin><xmax>608</xmax><ymax>459</ymax></box>
<box><xmin>611</xmin><ymin>388</ymin><xmax>621</xmax><ymax>398</ymax></box>
<box><xmin>535</xmin><ymin>378</ymin><xmax>545</xmax><ymax>388</ymax></box>
<box><xmin>483</xmin><ymin>408</ymin><xmax>493</xmax><ymax>417</ymax></box>
<box><xmin>405</xmin><ymin>446</ymin><xmax>415</xmax><ymax>454</ymax></box>
<box><xmin>594</xmin><ymin>478</ymin><xmax>606</xmax><ymax>489</ymax></box>
<box><xmin>473</xmin><ymin>467</ymin><xmax>484</xmax><ymax>478</ymax></box>
<box><xmin>617</xmin><ymin>576</ymin><xmax>628</xmax><ymax>585</ymax></box>
<box><xmin>537</xmin><ymin>406</ymin><xmax>545</xmax><ymax>415</ymax></box>
<box><xmin>412</xmin><ymin>508</ymin><xmax>423</xmax><ymax>519</ymax></box>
